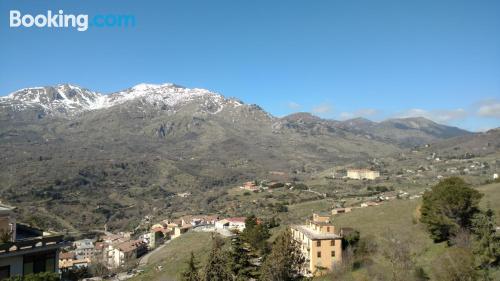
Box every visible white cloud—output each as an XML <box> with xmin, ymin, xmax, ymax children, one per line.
<box><xmin>312</xmin><ymin>102</ymin><xmax>333</xmax><ymax>114</ymax></box>
<box><xmin>339</xmin><ymin>108</ymin><xmax>379</xmax><ymax>120</ymax></box>
<box><xmin>287</xmin><ymin>101</ymin><xmax>301</xmax><ymax>110</ymax></box>
<box><xmin>477</xmin><ymin>100</ymin><xmax>500</xmax><ymax>118</ymax></box>
<box><xmin>397</xmin><ymin>108</ymin><xmax>468</xmax><ymax>124</ymax></box>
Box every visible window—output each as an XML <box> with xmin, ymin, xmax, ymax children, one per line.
<box><xmin>316</xmin><ymin>240</ymin><xmax>321</xmax><ymax>247</ymax></box>
<box><xmin>23</xmin><ymin>251</ymin><xmax>56</xmax><ymax>275</ymax></box>
<box><xmin>0</xmin><ymin>265</ymin><xmax>10</xmax><ymax>279</ymax></box>
<box><xmin>330</xmin><ymin>240</ymin><xmax>335</xmax><ymax>246</ymax></box>
<box><xmin>327</xmin><ymin>227</ymin><xmax>330</xmax><ymax>232</ymax></box>
<box><xmin>317</xmin><ymin>251</ymin><xmax>321</xmax><ymax>258</ymax></box>
<box><xmin>331</xmin><ymin>251</ymin><xmax>336</xmax><ymax>257</ymax></box>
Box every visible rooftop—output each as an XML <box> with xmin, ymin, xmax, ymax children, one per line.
<box><xmin>292</xmin><ymin>225</ymin><xmax>341</xmax><ymax>240</ymax></box>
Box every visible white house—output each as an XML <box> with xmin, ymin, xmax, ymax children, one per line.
<box><xmin>215</xmin><ymin>217</ymin><xmax>246</xmax><ymax>232</ymax></box>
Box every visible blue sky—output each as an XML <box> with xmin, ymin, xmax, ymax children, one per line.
<box><xmin>1</xmin><ymin>0</ymin><xmax>499</xmax><ymax>131</ymax></box>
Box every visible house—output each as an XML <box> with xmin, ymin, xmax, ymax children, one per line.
<box><xmin>73</xmin><ymin>239</ymin><xmax>94</xmax><ymax>260</ymax></box>
<box><xmin>290</xmin><ymin>215</ymin><xmax>343</xmax><ymax>276</ymax></box>
<box><xmin>58</xmin><ymin>251</ymin><xmax>76</xmax><ymax>269</ymax></box>
<box><xmin>106</xmin><ymin>240</ymin><xmax>147</xmax><ymax>269</ymax></box>
<box><xmin>239</xmin><ymin>181</ymin><xmax>260</xmax><ymax>192</ymax></box>
<box><xmin>346</xmin><ymin>169</ymin><xmax>380</xmax><ymax>180</ymax></box>
<box><xmin>0</xmin><ymin>204</ymin><xmax>64</xmax><ymax>279</ymax></box>
<box><xmin>192</xmin><ymin>215</ymin><xmax>219</xmax><ymax>226</ymax></box>
<box><xmin>360</xmin><ymin>201</ymin><xmax>379</xmax><ymax>208</ymax></box>
<box><xmin>172</xmin><ymin>225</ymin><xmax>192</xmax><ymax>239</ymax></box>
<box><xmin>215</xmin><ymin>217</ymin><xmax>246</xmax><ymax>232</ymax></box>
<box><xmin>59</xmin><ymin>251</ymin><xmax>91</xmax><ymax>270</ymax></box>
<box><xmin>331</xmin><ymin>207</ymin><xmax>352</xmax><ymax>215</ymax></box>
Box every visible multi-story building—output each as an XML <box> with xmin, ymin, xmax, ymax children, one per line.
<box><xmin>105</xmin><ymin>240</ymin><xmax>147</xmax><ymax>269</ymax></box>
<box><xmin>0</xmin><ymin>204</ymin><xmax>64</xmax><ymax>279</ymax></box>
<box><xmin>290</xmin><ymin>214</ymin><xmax>343</xmax><ymax>276</ymax></box>
<box><xmin>346</xmin><ymin>169</ymin><xmax>380</xmax><ymax>180</ymax></box>
<box><xmin>73</xmin><ymin>239</ymin><xmax>94</xmax><ymax>260</ymax></box>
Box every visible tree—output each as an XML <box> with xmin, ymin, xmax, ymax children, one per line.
<box><xmin>241</xmin><ymin>215</ymin><xmax>270</xmax><ymax>253</ymax></box>
<box><xmin>181</xmin><ymin>252</ymin><xmax>201</xmax><ymax>281</ymax></box>
<box><xmin>260</xmin><ymin>229</ymin><xmax>305</xmax><ymax>281</ymax></box>
<box><xmin>228</xmin><ymin>236</ymin><xmax>253</xmax><ymax>280</ymax></box>
<box><xmin>203</xmin><ymin>236</ymin><xmax>232</xmax><ymax>281</ymax></box>
<box><xmin>88</xmin><ymin>261</ymin><xmax>109</xmax><ymax>278</ymax></box>
<box><xmin>61</xmin><ymin>266</ymin><xmax>91</xmax><ymax>281</ymax></box>
<box><xmin>432</xmin><ymin>247</ymin><xmax>477</xmax><ymax>281</ymax></box>
<box><xmin>471</xmin><ymin>208</ymin><xmax>500</xmax><ymax>279</ymax></box>
<box><xmin>382</xmin><ymin>233</ymin><xmax>413</xmax><ymax>281</ymax></box>
<box><xmin>420</xmin><ymin>177</ymin><xmax>482</xmax><ymax>242</ymax></box>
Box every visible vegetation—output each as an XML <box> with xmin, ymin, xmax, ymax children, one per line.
<box><xmin>241</xmin><ymin>215</ymin><xmax>271</xmax><ymax>253</ymax></box>
<box><xmin>4</xmin><ymin>273</ymin><xmax>60</xmax><ymax>281</ymax></box>
<box><xmin>260</xmin><ymin>229</ymin><xmax>306</xmax><ymax>281</ymax></box>
<box><xmin>180</xmin><ymin>252</ymin><xmax>201</xmax><ymax>281</ymax></box>
<box><xmin>420</xmin><ymin>177</ymin><xmax>483</xmax><ymax>242</ymax></box>
<box><xmin>203</xmin><ymin>237</ymin><xmax>232</xmax><ymax>281</ymax></box>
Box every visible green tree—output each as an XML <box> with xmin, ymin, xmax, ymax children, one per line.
<box><xmin>420</xmin><ymin>177</ymin><xmax>482</xmax><ymax>242</ymax></box>
<box><xmin>228</xmin><ymin>236</ymin><xmax>253</xmax><ymax>280</ymax></box>
<box><xmin>181</xmin><ymin>252</ymin><xmax>201</xmax><ymax>281</ymax></box>
<box><xmin>260</xmin><ymin>229</ymin><xmax>305</xmax><ymax>281</ymax></box>
<box><xmin>471</xmin><ymin>208</ymin><xmax>500</xmax><ymax>279</ymax></box>
<box><xmin>203</xmin><ymin>236</ymin><xmax>232</xmax><ymax>281</ymax></box>
<box><xmin>241</xmin><ymin>215</ymin><xmax>270</xmax><ymax>253</ymax></box>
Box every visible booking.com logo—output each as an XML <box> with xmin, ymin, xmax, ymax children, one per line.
<box><xmin>9</xmin><ymin>10</ymin><xmax>136</xmax><ymax>31</ymax></box>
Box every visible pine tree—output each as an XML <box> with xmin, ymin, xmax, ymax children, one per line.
<box><xmin>260</xmin><ymin>229</ymin><xmax>305</xmax><ymax>281</ymax></box>
<box><xmin>228</xmin><ymin>236</ymin><xmax>253</xmax><ymax>280</ymax></box>
<box><xmin>203</xmin><ymin>236</ymin><xmax>232</xmax><ymax>281</ymax></box>
<box><xmin>181</xmin><ymin>252</ymin><xmax>201</xmax><ymax>281</ymax></box>
<box><xmin>242</xmin><ymin>215</ymin><xmax>270</xmax><ymax>253</ymax></box>
<box><xmin>471</xmin><ymin>208</ymin><xmax>500</xmax><ymax>279</ymax></box>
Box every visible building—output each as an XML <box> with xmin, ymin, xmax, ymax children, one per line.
<box><xmin>105</xmin><ymin>240</ymin><xmax>147</xmax><ymax>269</ymax></box>
<box><xmin>360</xmin><ymin>201</ymin><xmax>379</xmax><ymax>208</ymax></box>
<box><xmin>290</xmin><ymin>215</ymin><xmax>343</xmax><ymax>276</ymax></box>
<box><xmin>73</xmin><ymin>239</ymin><xmax>94</xmax><ymax>260</ymax></box>
<box><xmin>215</xmin><ymin>217</ymin><xmax>246</xmax><ymax>232</ymax></box>
<box><xmin>239</xmin><ymin>181</ymin><xmax>260</xmax><ymax>192</ymax></box>
<box><xmin>346</xmin><ymin>169</ymin><xmax>380</xmax><ymax>180</ymax></box>
<box><xmin>0</xmin><ymin>204</ymin><xmax>64</xmax><ymax>279</ymax></box>
<box><xmin>59</xmin><ymin>251</ymin><xmax>91</xmax><ymax>270</ymax></box>
<box><xmin>331</xmin><ymin>207</ymin><xmax>352</xmax><ymax>215</ymax></box>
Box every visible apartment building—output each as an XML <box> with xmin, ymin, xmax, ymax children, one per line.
<box><xmin>0</xmin><ymin>204</ymin><xmax>64</xmax><ymax>279</ymax></box>
<box><xmin>346</xmin><ymin>169</ymin><xmax>380</xmax><ymax>180</ymax></box>
<box><xmin>73</xmin><ymin>239</ymin><xmax>94</xmax><ymax>260</ymax></box>
<box><xmin>290</xmin><ymin>214</ymin><xmax>342</xmax><ymax>276</ymax></box>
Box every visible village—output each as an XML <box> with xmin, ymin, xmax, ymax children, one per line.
<box><xmin>0</xmin><ymin>162</ymin><xmax>498</xmax><ymax>281</ymax></box>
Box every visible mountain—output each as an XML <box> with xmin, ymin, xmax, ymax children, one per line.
<box><xmin>279</xmin><ymin>114</ymin><xmax>471</xmax><ymax>147</ymax></box>
<box><xmin>0</xmin><ymin>83</ymin><xmax>476</xmax><ymax>232</ymax></box>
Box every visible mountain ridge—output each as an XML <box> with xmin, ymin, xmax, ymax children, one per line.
<box><xmin>1</xmin><ymin>83</ymin><xmax>475</xmax><ymax>135</ymax></box>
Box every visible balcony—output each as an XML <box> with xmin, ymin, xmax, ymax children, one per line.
<box><xmin>0</xmin><ymin>224</ymin><xmax>64</xmax><ymax>255</ymax></box>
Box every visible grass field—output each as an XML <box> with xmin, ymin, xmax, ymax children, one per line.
<box><xmin>130</xmin><ymin>232</ymin><xmax>215</xmax><ymax>281</ymax></box>
<box><xmin>316</xmin><ymin>181</ymin><xmax>500</xmax><ymax>280</ymax></box>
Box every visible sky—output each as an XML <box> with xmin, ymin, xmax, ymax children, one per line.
<box><xmin>0</xmin><ymin>0</ymin><xmax>499</xmax><ymax>131</ymax></box>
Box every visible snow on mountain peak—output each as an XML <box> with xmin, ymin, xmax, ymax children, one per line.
<box><xmin>1</xmin><ymin>82</ymin><xmax>241</xmax><ymax>117</ymax></box>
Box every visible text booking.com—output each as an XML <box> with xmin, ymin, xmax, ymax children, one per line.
<box><xmin>9</xmin><ymin>10</ymin><xmax>136</xmax><ymax>31</ymax></box>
